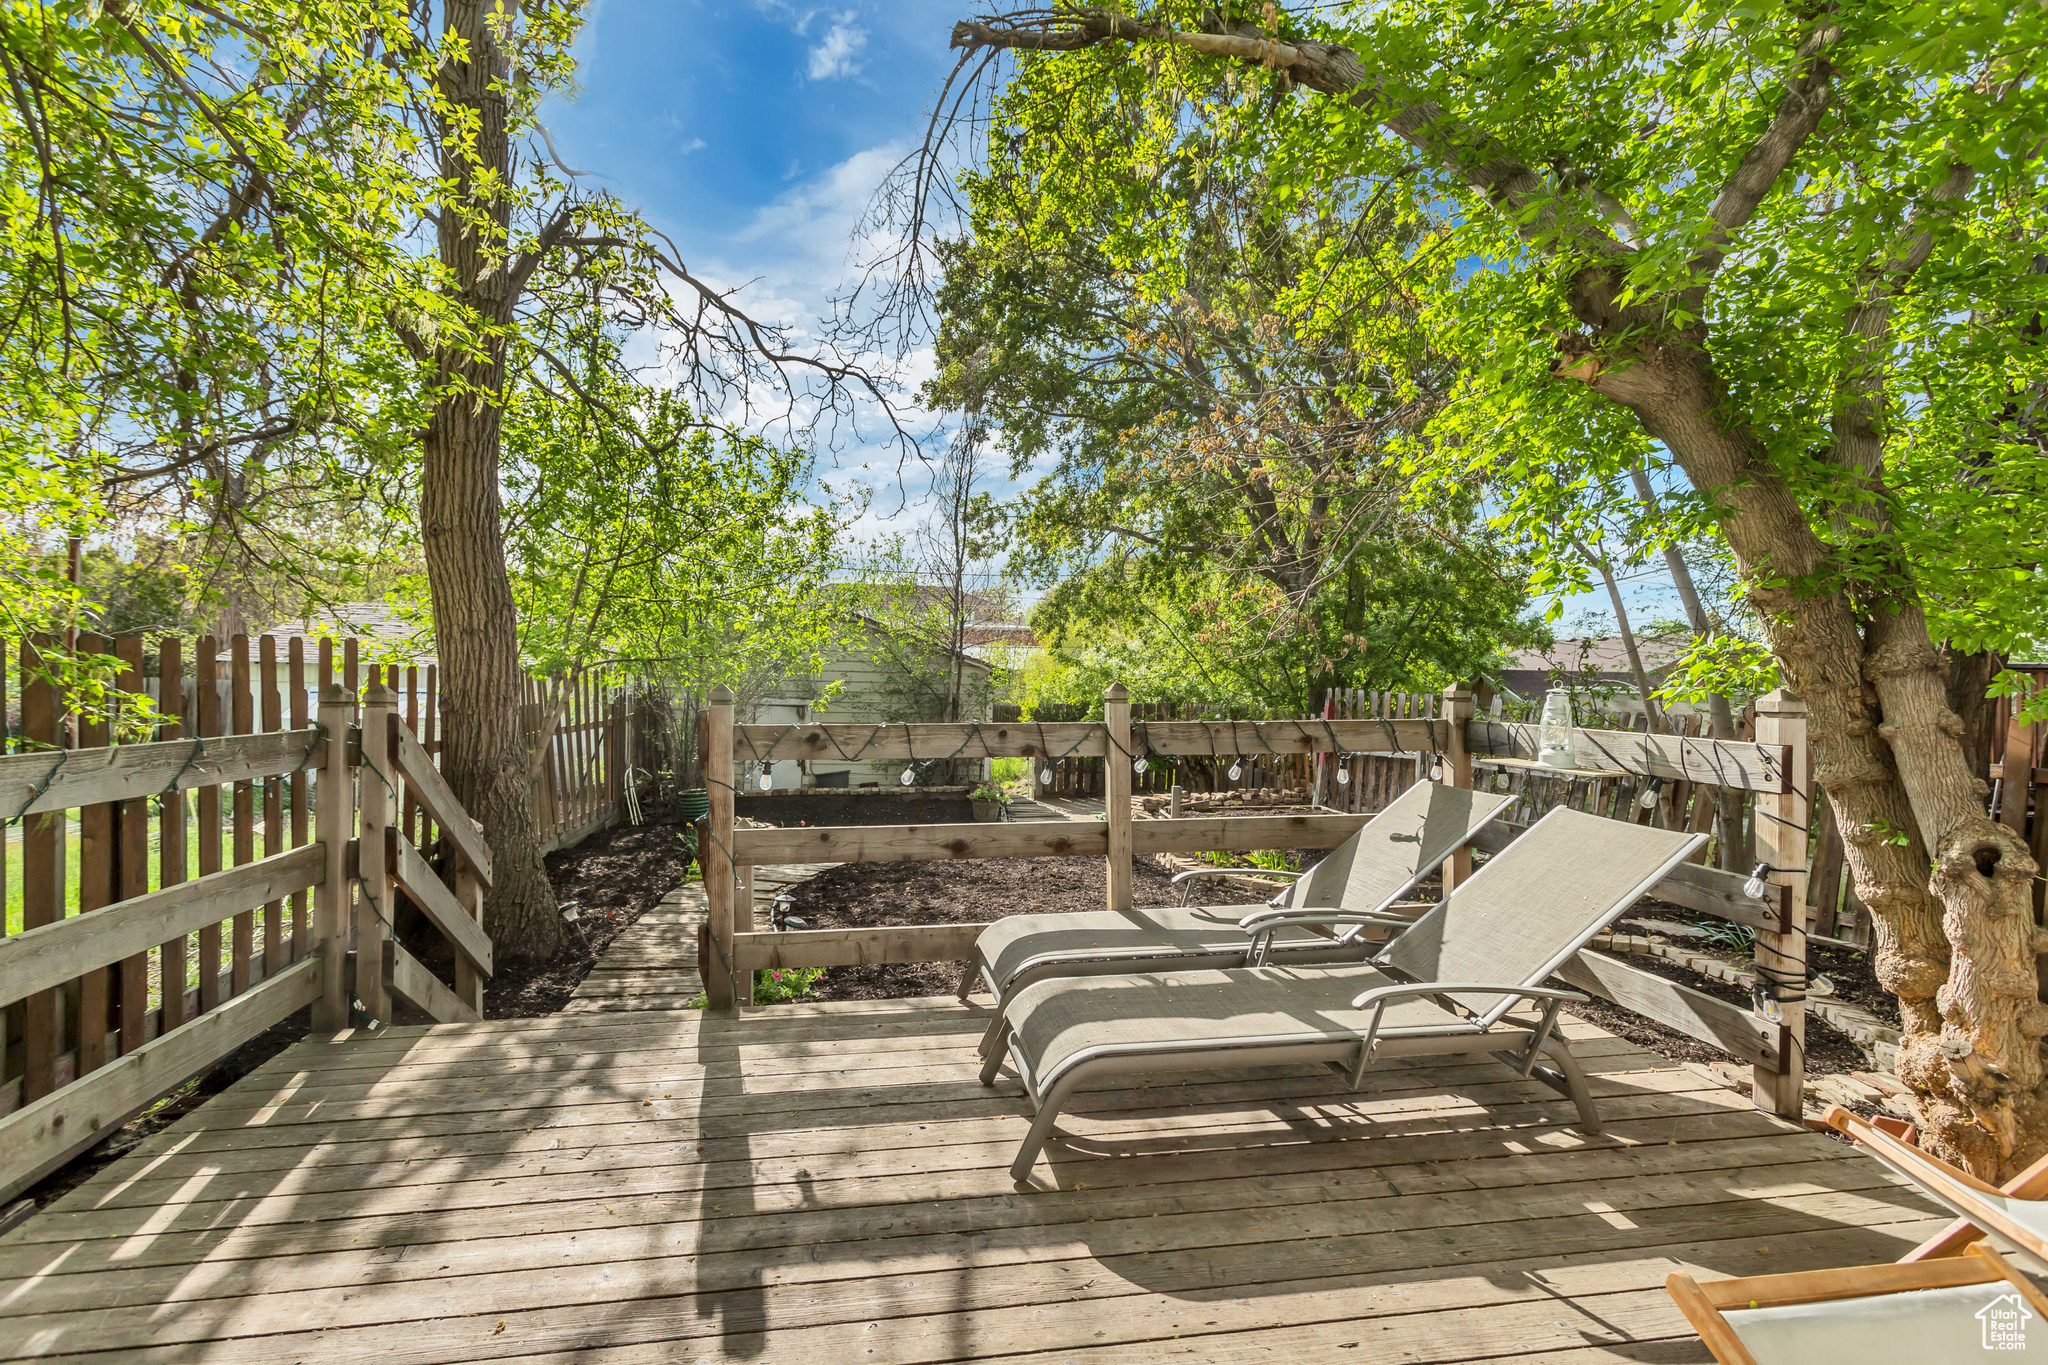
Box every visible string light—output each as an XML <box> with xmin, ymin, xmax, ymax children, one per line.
<box><xmin>1334</xmin><ymin>761</ymin><xmax>1349</xmax><ymax>785</ymax></box>
<box><xmin>758</xmin><ymin>761</ymin><xmax>774</xmax><ymax>791</ymax></box>
<box><xmin>1228</xmin><ymin>762</ymin><xmax>1242</xmax><ymax>782</ymax></box>
<box><xmin>1039</xmin><ymin>764</ymin><xmax>1052</xmax><ymax>784</ymax></box>
<box><xmin>1638</xmin><ymin>776</ymin><xmax>1664</xmax><ymax>810</ymax></box>
<box><xmin>900</xmin><ymin>766</ymin><xmax>916</xmax><ymax>786</ymax></box>
<box><xmin>1744</xmin><ymin>863</ymin><xmax>1770</xmax><ymax>899</ymax></box>
<box><xmin>1133</xmin><ymin>756</ymin><xmax>1147</xmax><ymax>774</ymax></box>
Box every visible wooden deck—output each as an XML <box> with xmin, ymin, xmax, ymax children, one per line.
<box><xmin>0</xmin><ymin>997</ymin><xmax>1946</xmax><ymax>1363</ymax></box>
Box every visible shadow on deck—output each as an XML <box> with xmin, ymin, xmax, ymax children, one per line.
<box><xmin>0</xmin><ymin>998</ymin><xmax>1944</xmax><ymax>1362</ymax></box>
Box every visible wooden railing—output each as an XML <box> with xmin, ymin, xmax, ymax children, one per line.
<box><xmin>697</xmin><ymin>680</ymin><xmax>1814</xmax><ymax>1120</ymax></box>
<box><xmin>0</xmin><ymin>676</ymin><xmax>494</xmax><ymax>1201</ymax></box>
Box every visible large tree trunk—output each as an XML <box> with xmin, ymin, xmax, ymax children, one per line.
<box><xmin>421</xmin><ymin>0</ymin><xmax>563</xmax><ymax>964</ymax></box>
<box><xmin>1586</xmin><ymin>342</ymin><xmax>2043</xmax><ymax>1175</ymax></box>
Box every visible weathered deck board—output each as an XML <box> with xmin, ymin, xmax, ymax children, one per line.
<box><xmin>0</xmin><ymin>998</ymin><xmax>1944</xmax><ymax>1363</ymax></box>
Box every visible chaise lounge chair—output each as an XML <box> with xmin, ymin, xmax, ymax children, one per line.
<box><xmin>979</xmin><ymin>805</ymin><xmax>1706</xmax><ymax>1179</ymax></box>
<box><xmin>1661</xmin><ymin>1106</ymin><xmax>2048</xmax><ymax>1363</ymax></box>
<box><xmin>963</xmin><ymin>780</ymin><xmax>1517</xmax><ymax>1057</ymax></box>
<box><xmin>1666</xmin><ymin>1241</ymin><xmax>2048</xmax><ymax>1364</ymax></box>
<box><xmin>1824</xmin><ymin>1105</ymin><xmax>2048</xmax><ymax>1265</ymax></box>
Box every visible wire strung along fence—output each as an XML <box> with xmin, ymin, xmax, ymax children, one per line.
<box><xmin>699</xmin><ymin>680</ymin><xmax>1815</xmax><ymax>1119</ymax></box>
<box><xmin>1029</xmin><ymin>701</ymin><xmax>1315</xmax><ymax>799</ymax></box>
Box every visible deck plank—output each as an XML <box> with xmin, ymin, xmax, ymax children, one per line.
<box><xmin>0</xmin><ymin>996</ymin><xmax>1945</xmax><ymax>1363</ymax></box>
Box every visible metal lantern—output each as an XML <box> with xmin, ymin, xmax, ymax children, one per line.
<box><xmin>1537</xmin><ymin>688</ymin><xmax>1575</xmax><ymax>768</ymax></box>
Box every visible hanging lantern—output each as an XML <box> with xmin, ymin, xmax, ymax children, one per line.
<box><xmin>1537</xmin><ymin>689</ymin><xmax>1574</xmax><ymax>768</ymax></box>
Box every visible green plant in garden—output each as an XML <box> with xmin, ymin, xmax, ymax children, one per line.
<box><xmin>752</xmin><ymin>967</ymin><xmax>827</xmax><ymax>1005</ymax></box>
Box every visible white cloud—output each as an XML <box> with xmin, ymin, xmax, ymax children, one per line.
<box><xmin>806</xmin><ymin>19</ymin><xmax>866</xmax><ymax>80</ymax></box>
<box><xmin>678</xmin><ymin>136</ymin><xmax>707</xmax><ymax>154</ymax></box>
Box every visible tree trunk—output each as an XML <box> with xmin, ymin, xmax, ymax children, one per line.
<box><xmin>1588</xmin><ymin>342</ymin><xmax>2042</xmax><ymax>1175</ymax></box>
<box><xmin>1572</xmin><ymin>538</ymin><xmax>1660</xmax><ymax>728</ymax></box>
<box><xmin>420</xmin><ymin>0</ymin><xmax>562</xmax><ymax>964</ymax></box>
<box><xmin>1626</xmin><ymin>463</ymin><xmax>1746</xmax><ymax>865</ymax></box>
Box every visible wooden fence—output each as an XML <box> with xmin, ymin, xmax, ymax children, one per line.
<box><xmin>521</xmin><ymin>664</ymin><xmax>639</xmax><ymax>852</ymax></box>
<box><xmin>698</xmin><ymin>680</ymin><xmax>1813</xmax><ymax>1118</ymax></box>
<box><xmin>0</xmin><ymin>657</ymin><xmax>495</xmax><ymax>1201</ymax></box>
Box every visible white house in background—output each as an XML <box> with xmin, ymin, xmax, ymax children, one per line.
<box><xmin>750</xmin><ymin>614</ymin><xmax>996</xmax><ymax>790</ymax></box>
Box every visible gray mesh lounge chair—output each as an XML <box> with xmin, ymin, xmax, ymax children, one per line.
<box><xmin>981</xmin><ymin>806</ymin><xmax>1707</xmax><ymax>1180</ymax></box>
<box><xmin>964</xmin><ymin>781</ymin><xmax>1516</xmax><ymax>1056</ymax></box>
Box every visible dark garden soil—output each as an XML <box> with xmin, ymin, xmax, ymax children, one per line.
<box><xmin>787</xmin><ymin>855</ymin><xmax>1210</xmax><ymax>1000</ymax></box>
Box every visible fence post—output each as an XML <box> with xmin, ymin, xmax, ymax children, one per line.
<box><xmin>356</xmin><ymin>682</ymin><xmax>396</xmax><ymax>1024</ymax></box>
<box><xmin>454</xmin><ymin>858</ymin><xmax>486</xmax><ymax>1019</ymax></box>
<box><xmin>1752</xmin><ymin>689</ymin><xmax>1809</xmax><ymax>1119</ymax></box>
<box><xmin>704</xmin><ymin>684</ymin><xmax>737</xmax><ymax>1010</ymax></box>
<box><xmin>1104</xmin><ymin>683</ymin><xmax>1132</xmax><ymax>913</ymax></box>
<box><xmin>312</xmin><ymin>684</ymin><xmax>356</xmax><ymax>1031</ymax></box>
<box><xmin>1441</xmin><ymin>682</ymin><xmax>1475</xmax><ymax>893</ymax></box>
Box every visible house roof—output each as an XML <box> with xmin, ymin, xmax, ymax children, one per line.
<box><xmin>1504</xmin><ymin>636</ymin><xmax>1686</xmax><ymax>678</ymax></box>
<box><xmin>254</xmin><ymin>602</ymin><xmax>434</xmax><ymax>662</ymax></box>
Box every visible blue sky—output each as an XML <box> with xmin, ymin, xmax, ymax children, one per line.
<box><xmin>543</xmin><ymin>0</ymin><xmax>1652</xmax><ymax>633</ymax></box>
<box><xmin>546</xmin><ymin>1</ymin><xmax>973</xmax><ymax>542</ymax></box>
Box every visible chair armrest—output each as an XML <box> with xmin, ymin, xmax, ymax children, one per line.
<box><xmin>1169</xmin><ymin>866</ymin><xmax>1308</xmax><ymax>886</ymax></box>
<box><xmin>1235</xmin><ymin>908</ymin><xmax>1417</xmax><ymax>934</ymax></box>
<box><xmin>1349</xmin><ymin>981</ymin><xmax>1589</xmax><ymax>1011</ymax></box>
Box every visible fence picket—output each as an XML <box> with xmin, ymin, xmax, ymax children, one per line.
<box><xmin>195</xmin><ymin>636</ymin><xmax>223</xmax><ymax>1015</ymax></box>
<box><xmin>75</xmin><ymin>632</ymin><xmax>115</xmax><ymax>1078</ymax></box>
<box><xmin>21</xmin><ymin>639</ymin><xmax>61</xmax><ymax>1101</ymax></box>
<box><xmin>114</xmin><ymin>635</ymin><xmax>150</xmax><ymax>1053</ymax></box>
<box><xmin>158</xmin><ymin>639</ymin><xmax>188</xmax><ymax>1033</ymax></box>
<box><xmin>289</xmin><ymin>638</ymin><xmax>309</xmax><ymax>961</ymax></box>
<box><xmin>229</xmin><ymin>635</ymin><xmax>255</xmax><ymax>996</ymax></box>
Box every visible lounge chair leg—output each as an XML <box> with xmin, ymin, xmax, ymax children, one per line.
<box><xmin>955</xmin><ymin>960</ymin><xmax>978</xmax><ymax>1001</ymax></box>
<box><xmin>977</xmin><ymin>1003</ymin><xmax>1010</xmax><ymax>1061</ymax></box>
<box><xmin>1009</xmin><ymin>1069</ymin><xmax>1081</xmax><ymax>1181</ymax></box>
<box><xmin>980</xmin><ymin>1022</ymin><xmax>1012</xmax><ymax>1086</ymax></box>
<box><xmin>1542</xmin><ymin>1036</ymin><xmax>1602</xmax><ymax>1135</ymax></box>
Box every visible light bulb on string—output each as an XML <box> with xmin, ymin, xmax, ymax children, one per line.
<box><xmin>1334</xmin><ymin>761</ymin><xmax>1349</xmax><ymax>786</ymax></box>
<box><xmin>900</xmin><ymin>766</ymin><xmax>916</xmax><ymax>787</ymax></box>
<box><xmin>758</xmin><ymin>763</ymin><xmax>773</xmax><ymax>791</ymax></box>
<box><xmin>1743</xmin><ymin>863</ymin><xmax>1770</xmax><ymax>899</ymax></box>
<box><xmin>1638</xmin><ymin>777</ymin><xmax>1664</xmax><ymax>811</ymax></box>
<box><xmin>1038</xmin><ymin>765</ymin><xmax>1052</xmax><ymax>784</ymax></box>
<box><xmin>1228</xmin><ymin>762</ymin><xmax>1242</xmax><ymax>782</ymax></box>
<box><xmin>1133</xmin><ymin>756</ymin><xmax>1147</xmax><ymax>774</ymax></box>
